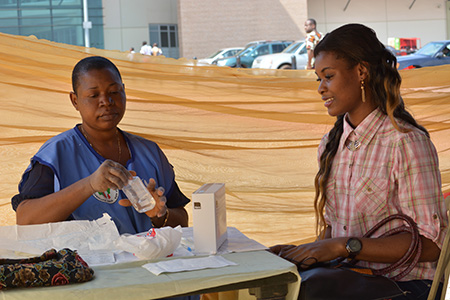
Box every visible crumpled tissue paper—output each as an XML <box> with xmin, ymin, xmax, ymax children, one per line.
<box><xmin>114</xmin><ymin>226</ymin><xmax>182</xmax><ymax>260</ymax></box>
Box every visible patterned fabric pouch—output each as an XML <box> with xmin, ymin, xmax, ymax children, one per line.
<box><xmin>0</xmin><ymin>248</ymin><xmax>94</xmax><ymax>290</ymax></box>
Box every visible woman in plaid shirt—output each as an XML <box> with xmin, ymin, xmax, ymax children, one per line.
<box><xmin>271</xmin><ymin>24</ymin><xmax>447</xmax><ymax>299</ymax></box>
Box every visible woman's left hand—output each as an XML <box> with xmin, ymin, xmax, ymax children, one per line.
<box><xmin>142</xmin><ymin>178</ymin><xmax>167</xmax><ymax>218</ymax></box>
<box><xmin>275</xmin><ymin>238</ymin><xmax>347</xmax><ymax>267</ymax></box>
<box><xmin>118</xmin><ymin>175</ymin><xmax>167</xmax><ymax>218</ymax></box>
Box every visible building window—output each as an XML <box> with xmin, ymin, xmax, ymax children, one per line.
<box><xmin>0</xmin><ymin>0</ymin><xmax>104</xmax><ymax>49</ymax></box>
<box><xmin>149</xmin><ymin>23</ymin><xmax>179</xmax><ymax>58</ymax></box>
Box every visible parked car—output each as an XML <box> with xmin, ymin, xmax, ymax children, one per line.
<box><xmin>197</xmin><ymin>47</ymin><xmax>243</xmax><ymax>65</ymax></box>
<box><xmin>252</xmin><ymin>41</ymin><xmax>307</xmax><ymax>69</ymax></box>
<box><xmin>385</xmin><ymin>45</ymin><xmax>417</xmax><ymax>56</ymax></box>
<box><xmin>397</xmin><ymin>40</ymin><xmax>450</xmax><ymax>70</ymax></box>
<box><xmin>385</xmin><ymin>45</ymin><xmax>405</xmax><ymax>57</ymax></box>
<box><xmin>215</xmin><ymin>40</ymin><xmax>293</xmax><ymax>68</ymax></box>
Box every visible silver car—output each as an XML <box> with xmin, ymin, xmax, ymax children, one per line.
<box><xmin>252</xmin><ymin>41</ymin><xmax>307</xmax><ymax>69</ymax></box>
<box><xmin>197</xmin><ymin>47</ymin><xmax>243</xmax><ymax>65</ymax></box>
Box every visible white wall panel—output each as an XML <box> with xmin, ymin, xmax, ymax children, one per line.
<box><xmin>308</xmin><ymin>0</ymin><xmax>448</xmax><ymax>46</ymax></box>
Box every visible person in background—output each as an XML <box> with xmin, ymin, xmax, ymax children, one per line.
<box><xmin>152</xmin><ymin>43</ymin><xmax>163</xmax><ymax>56</ymax></box>
<box><xmin>271</xmin><ymin>23</ymin><xmax>447</xmax><ymax>299</ymax></box>
<box><xmin>12</xmin><ymin>56</ymin><xmax>191</xmax><ymax>236</ymax></box>
<box><xmin>140</xmin><ymin>41</ymin><xmax>152</xmax><ymax>55</ymax></box>
<box><xmin>304</xmin><ymin>18</ymin><xmax>322</xmax><ymax>69</ymax></box>
<box><xmin>127</xmin><ymin>47</ymin><xmax>136</xmax><ymax>60</ymax></box>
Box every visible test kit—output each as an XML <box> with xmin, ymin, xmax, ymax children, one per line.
<box><xmin>192</xmin><ymin>183</ymin><xmax>227</xmax><ymax>255</ymax></box>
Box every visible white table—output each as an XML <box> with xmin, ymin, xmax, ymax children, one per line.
<box><xmin>0</xmin><ymin>250</ymin><xmax>300</xmax><ymax>300</ymax></box>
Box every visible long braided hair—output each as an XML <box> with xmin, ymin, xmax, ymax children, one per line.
<box><xmin>312</xmin><ymin>24</ymin><xmax>429</xmax><ymax>238</ymax></box>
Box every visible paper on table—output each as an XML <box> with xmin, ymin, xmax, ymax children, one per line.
<box><xmin>0</xmin><ymin>214</ymin><xmax>264</xmax><ymax>268</ymax></box>
<box><xmin>0</xmin><ymin>214</ymin><xmax>185</xmax><ymax>266</ymax></box>
<box><xmin>0</xmin><ymin>213</ymin><xmax>120</xmax><ymax>258</ymax></box>
<box><xmin>142</xmin><ymin>255</ymin><xmax>238</xmax><ymax>275</ymax></box>
<box><xmin>179</xmin><ymin>226</ymin><xmax>267</xmax><ymax>256</ymax></box>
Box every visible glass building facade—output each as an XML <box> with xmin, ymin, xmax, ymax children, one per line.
<box><xmin>0</xmin><ymin>0</ymin><xmax>104</xmax><ymax>49</ymax></box>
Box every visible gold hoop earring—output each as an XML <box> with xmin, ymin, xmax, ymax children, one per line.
<box><xmin>361</xmin><ymin>80</ymin><xmax>366</xmax><ymax>103</ymax></box>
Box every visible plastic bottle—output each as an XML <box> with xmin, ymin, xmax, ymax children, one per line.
<box><xmin>122</xmin><ymin>176</ymin><xmax>156</xmax><ymax>213</ymax></box>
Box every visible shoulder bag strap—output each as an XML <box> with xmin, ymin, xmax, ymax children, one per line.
<box><xmin>357</xmin><ymin>213</ymin><xmax>422</xmax><ymax>280</ymax></box>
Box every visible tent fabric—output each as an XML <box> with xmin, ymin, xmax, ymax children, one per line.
<box><xmin>0</xmin><ymin>32</ymin><xmax>449</xmax><ymax>246</ymax></box>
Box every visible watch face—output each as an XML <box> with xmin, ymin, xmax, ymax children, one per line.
<box><xmin>348</xmin><ymin>238</ymin><xmax>362</xmax><ymax>252</ymax></box>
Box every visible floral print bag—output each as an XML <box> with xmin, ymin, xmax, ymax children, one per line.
<box><xmin>0</xmin><ymin>248</ymin><xmax>94</xmax><ymax>290</ymax></box>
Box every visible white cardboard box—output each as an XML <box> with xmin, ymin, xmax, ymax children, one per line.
<box><xmin>192</xmin><ymin>183</ymin><xmax>227</xmax><ymax>255</ymax></box>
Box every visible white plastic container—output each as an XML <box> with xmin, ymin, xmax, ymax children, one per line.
<box><xmin>192</xmin><ymin>183</ymin><xmax>227</xmax><ymax>255</ymax></box>
<box><xmin>122</xmin><ymin>176</ymin><xmax>156</xmax><ymax>213</ymax></box>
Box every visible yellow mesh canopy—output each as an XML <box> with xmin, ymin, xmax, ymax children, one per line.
<box><xmin>0</xmin><ymin>33</ymin><xmax>449</xmax><ymax>246</ymax></box>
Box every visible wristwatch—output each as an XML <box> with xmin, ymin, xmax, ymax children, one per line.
<box><xmin>345</xmin><ymin>237</ymin><xmax>362</xmax><ymax>259</ymax></box>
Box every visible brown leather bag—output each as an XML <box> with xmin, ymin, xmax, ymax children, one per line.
<box><xmin>298</xmin><ymin>214</ymin><xmax>421</xmax><ymax>300</ymax></box>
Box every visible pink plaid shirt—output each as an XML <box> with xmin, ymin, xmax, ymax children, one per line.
<box><xmin>319</xmin><ymin>108</ymin><xmax>447</xmax><ymax>281</ymax></box>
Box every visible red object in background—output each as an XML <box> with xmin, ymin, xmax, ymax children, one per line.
<box><xmin>399</xmin><ymin>38</ymin><xmax>421</xmax><ymax>55</ymax></box>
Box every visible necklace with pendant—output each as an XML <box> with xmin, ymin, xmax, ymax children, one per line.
<box><xmin>80</xmin><ymin>125</ymin><xmax>122</xmax><ymax>162</ymax></box>
<box><xmin>346</xmin><ymin>140</ymin><xmax>361</xmax><ymax>151</ymax></box>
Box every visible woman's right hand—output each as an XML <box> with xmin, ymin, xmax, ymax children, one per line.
<box><xmin>88</xmin><ymin>159</ymin><xmax>132</xmax><ymax>193</ymax></box>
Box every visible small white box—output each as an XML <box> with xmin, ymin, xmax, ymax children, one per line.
<box><xmin>192</xmin><ymin>183</ymin><xmax>227</xmax><ymax>255</ymax></box>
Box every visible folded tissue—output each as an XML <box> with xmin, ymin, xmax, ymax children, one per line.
<box><xmin>114</xmin><ymin>226</ymin><xmax>182</xmax><ymax>260</ymax></box>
